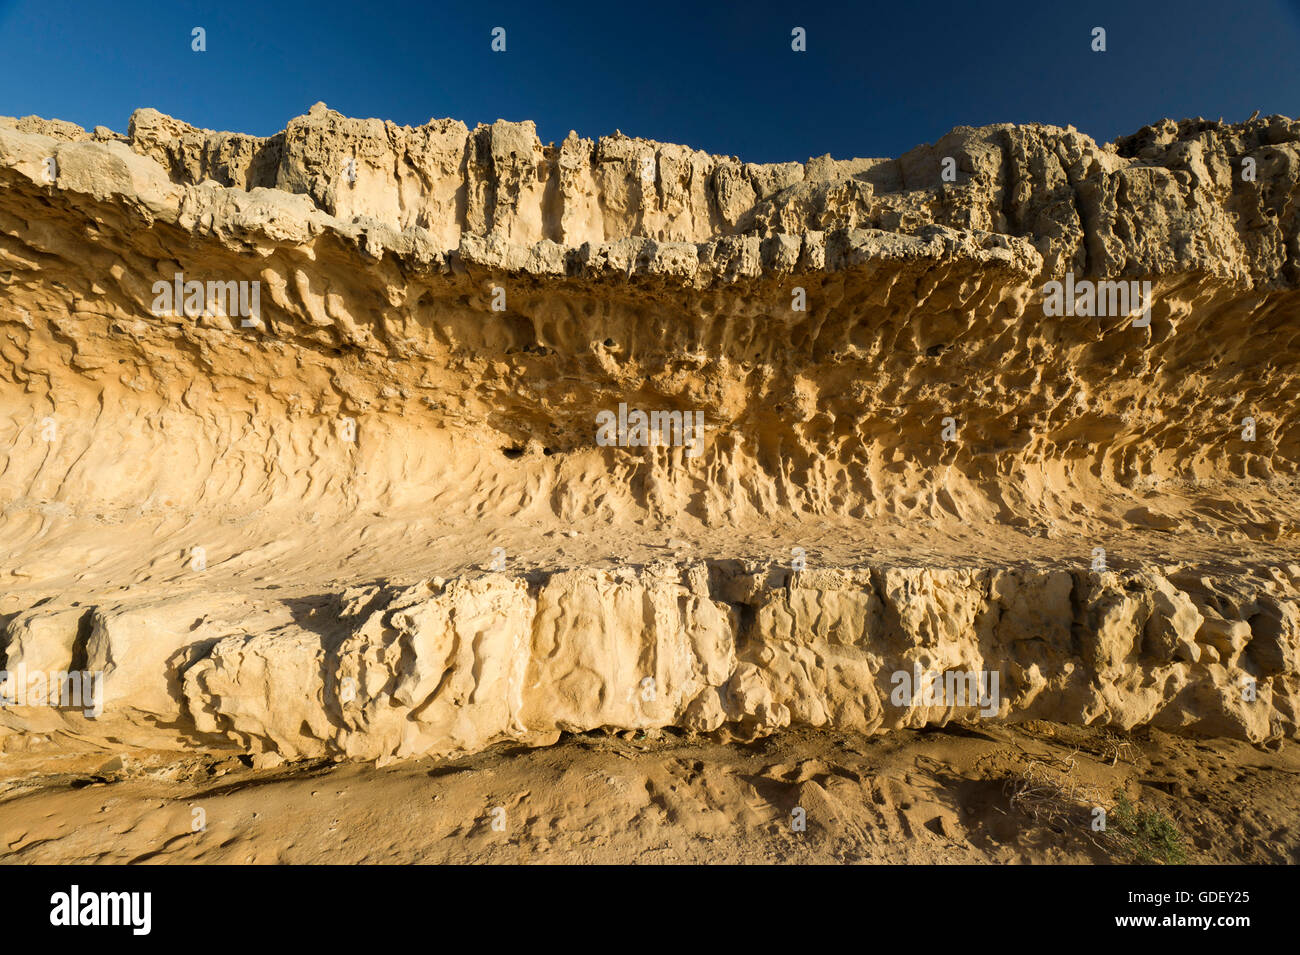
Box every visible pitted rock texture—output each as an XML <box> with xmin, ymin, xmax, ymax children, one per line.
<box><xmin>1</xmin><ymin>105</ymin><xmax>1298</xmax><ymax>762</ymax></box>
<box><xmin>0</xmin><ymin>106</ymin><xmax>1296</xmax><ymax>548</ymax></box>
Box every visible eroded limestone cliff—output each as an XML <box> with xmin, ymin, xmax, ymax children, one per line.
<box><xmin>0</xmin><ymin>104</ymin><xmax>1297</xmax><ymax>762</ymax></box>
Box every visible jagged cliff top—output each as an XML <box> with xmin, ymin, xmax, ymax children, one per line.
<box><xmin>2</xmin><ymin>104</ymin><xmax>1297</xmax><ymax>287</ymax></box>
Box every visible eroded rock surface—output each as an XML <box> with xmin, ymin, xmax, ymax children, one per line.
<box><xmin>1</xmin><ymin>105</ymin><xmax>1297</xmax><ymax>762</ymax></box>
<box><xmin>1</xmin><ymin>561</ymin><xmax>1297</xmax><ymax>760</ymax></box>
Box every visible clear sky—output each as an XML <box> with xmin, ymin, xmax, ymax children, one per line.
<box><xmin>1</xmin><ymin>0</ymin><xmax>1298</xmax><ymax>163</ymax></box>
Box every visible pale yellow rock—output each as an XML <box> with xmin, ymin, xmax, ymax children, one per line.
<box><xmin>0</xmin><ymin>105</ymin><xmax>1298</xmax><ymax>765</ymax></box>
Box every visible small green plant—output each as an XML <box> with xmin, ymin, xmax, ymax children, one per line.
<box><xmin>1107</xmin><ymin>793</ymin><xmax>1188</xmax><ymax>865</ymax></box>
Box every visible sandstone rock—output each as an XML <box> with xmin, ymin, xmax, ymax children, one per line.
<box><xmin>1</xmin><ymin>105</ymin><xmax>1298</xmax><ymax>763</ymax></box>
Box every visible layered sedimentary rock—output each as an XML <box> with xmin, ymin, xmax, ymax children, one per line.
<box><xmin>3</xmin><ymin>560</ymin><xmax>1297</xmax><ymax>760</ymax></box>
<box><xmin>0</xmin><ymin>104</ymin><xmax>1297</xmax><ymax>761</ymax></box>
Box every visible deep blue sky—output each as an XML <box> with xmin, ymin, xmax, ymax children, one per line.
<box><xmin>2</xmin><ymin>1</ymin><xmax>1298</xmax><ymax>163</ymax></box>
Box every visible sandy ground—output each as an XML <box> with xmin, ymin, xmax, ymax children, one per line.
<box><xmin>1</xmin><ymin>722</ymin><xmax>1295</xmax><ymax>865</ymax></box>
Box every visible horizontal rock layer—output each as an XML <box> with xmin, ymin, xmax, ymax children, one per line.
<box><xmin>2</xmin><ymin>561</ymin><xmax>1297</xmax><ymax>760</ymax></box>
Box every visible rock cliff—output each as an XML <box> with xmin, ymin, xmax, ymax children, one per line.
<box><xmin>1</xmin><ymin>104</ymin><xmax>1297</xmax><ymax>760</ymax></box>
